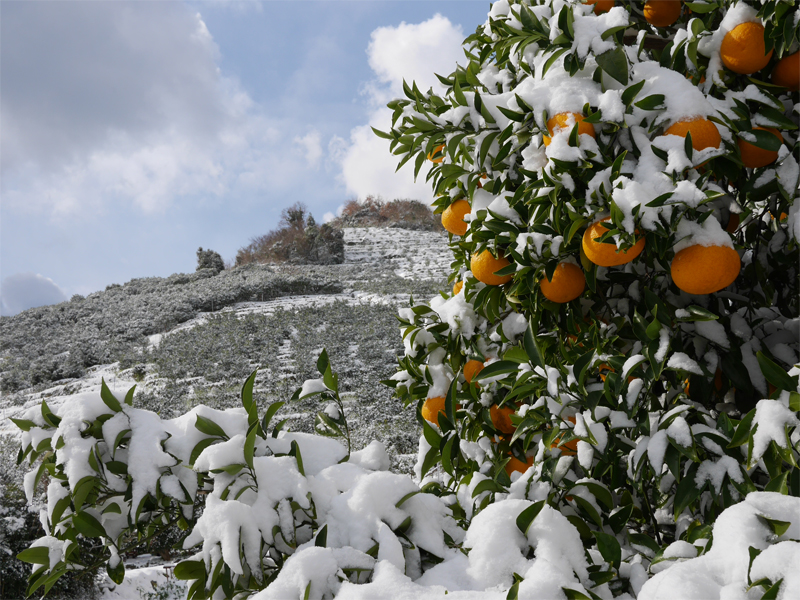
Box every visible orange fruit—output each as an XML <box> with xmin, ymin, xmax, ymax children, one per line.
<box><xmin>491</xmin><ymin>404</ymin><xmax>516</xmax><ymax>434</ymax></box>
<box><xmin>453</xmin><ymin>280</ymin><xmax>464</xmax><ymax>295</ymax></box>
<box><xmin>671</xmin><ymin>244</ymin><xmax>741</xmax><ymax>295</ymax></box>
<box><xmin>584</xmin><ymin>0</ymin><xmax>614</xmax><ymax>15</ymax></box>
<box><xmin>427</xmin><ymin>143</ymin><xmax>446</xmax><ymax>163</ymax></box>
<box><xmin>720</xmin><ymin>22</ymin><xmax>773</xmax><ymax>75</ymax></box>
<box><xmin>471</xmin><ymin>250</ymin><xmax>513</xmax><ymax>285</ymax></box>
<box><xmin>663</xmin><ymin>117</ymin><xmax>721</xmax><ymax>151</ymax></box>
<box><xmin>772</xmin><ymin>52</ymin><xmax>800</xmax><ymax>91</ymax></box>
<box><xmin>551</xmin><ymin>416</ymin><xmax>578</xmax><ymax>456</ymax></box>
<box><xmin>540</xmin><ymin>262</ymin><xmax>585</xmax><ymax>303</ymax></box>
<box><xmin>505</xmin><ymin>454</ymin><xmax>534</xmax><ymax>476</ymax></box>
<box><xmin>421</xmin><ymin>396</ymin><xmax>459</xmax><ymax>426</ymax></box>
<box><xmin>441</xmin><ymin>199</ymin><xmax>471</xmax><ymax>236</ymax></box>
<box><xmin>644</xmin><ymin>1</ymin><xmax>682</xmax><ymax>27</ymax></box>
<box><xmin>598</xmin><ymin>364</ymin><xmax>636</xmax><ymax>384</ymax></box>
<box><xmin>543</xmin><ymin>113</ymin><xmax>596</xmax><ymax>146</ymax></box>
<box><xmin>738</xmin><ymin>127</ymin><xmax>782</xmax><ymax>168</ymax></box>
<box><xmin>463</xmin><ymin>359</ymin><xmax>485</xmax><ymax>383</ymax></box>
<box><xmin>582</xmin><ymin>218</ymin><xmax>646</xmax><ymax>267</ymax></box>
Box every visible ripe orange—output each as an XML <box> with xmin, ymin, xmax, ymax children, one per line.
<box><xmin>471</xmin><ymin>250</ymin><xmax>513</xmax><ymax>285</ymax></box>
<box><xmin>738</xmin><ymin>127</ymin><xmax>782</xmax><ymax>168</ymax></box>
<box><xmin>551</xmin><ymin>416</ymin><xmax>578</xmax><ymax>456</ymax></box>
<box><xmin>582</xmin><ymin>218</ymin><xmax>646</xmax><ymax>267</ymax></box>
<box><xmin>540</xmin><ymin>262</ymin><xmax>585</xmax><ymax>303</ymax></box>
<box><xmin>491</xmin><ymin>404</ymin><xmax>516</xmax><ymax>434</ymax></box>
<box><xmin>441</xmin><ymin>199</ymin><xmax>471</xmax><ymax>236</ymax></box>
<box><xmin>427</xmin><ymin>143</ymin><xmax>446</xmax><ymax>163</ymax></box>
<box><xmin>644</xmin><ymin>1</ymin><xmax>682</xmax><ymax>27</ymax></box>
<box><xmin>663</xmin><ymin>117</ymin><xmax>721</xmax><ymax>151</ymax></box>
<box><xmin>720</xmin><ymin>22</ymin><xmax>773</xmax><ymax>75</ymax></box>
<box><xmin>671</xmin><ymin>244</ymin><xmax>741</xmax><ymax>295</ymax></box>
<box><xmin>772</xmin><ymin>52</ymin><xmax>800</xmax><ymax>91</ymax></box>
<box><xmin>421</xmin><ymin>396</ymin><xmax>459</xmax><ymax>426</ymax></box>
<box><xmin>543</xmin><ymin>113</ymin><xmax>596</xmax><ymax>146</ymax></box>
<box><xmin>584</xmin><ymin>0</ymin><xmax>614</xmax><ymax>15</ymax></box>
<box><xmin>505</xmin><ymin>454</ymin><xmax>534</xmax><ymax>476</ymax></box>
<box><xmin>463</xmin><ymin>359</ymin><xmax>485</xmax><ymax>383</ymax></box>
<box><xmin>453</xmin><ymin>280</ymin><xmax>464</xmax><ymax>295</ymax></box>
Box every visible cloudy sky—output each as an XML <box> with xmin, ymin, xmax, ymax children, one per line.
<box><xmin>0</xmin><ymin>0</ymin><xmax>489</xmax><ymax>315</ymax></box>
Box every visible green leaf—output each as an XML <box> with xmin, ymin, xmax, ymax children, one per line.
<box><xmin>634</xmin><ymin>94</ymin><xmax>666</xmax><ymax>111</ymax></box>
<box><xmin>608</xmin><ymin>504</ymin><xmax>634</xmax><ymax>534</ymax></box>
<box><xmin>756</xmin><ymin>352</ymin><xmax>798</xmax><ymax>392</ymax></box>
<box><xmin>190</xmin><ymin>437</ymin><xmax>218</xmax><ymax>467</ymax></box>
<box><xmin>262</xmin><ymin>400</ymin><xmax>286</xmax><ymax>433</ymax></box>
<box><xmin>475</xmin><ymin>360</ymin><xmax>519</xmax><ymax>380</ymax></box>
<box><xmin>194</xmin><ymin>414</ymin><xmax>228</xmax><ymax>439</ymax></box>
<box><xmin>594</xmin><ymin>530</ymin><xmax>621</xmax><ymax>568</ymax></box>
<box><xmin>174</xmin><ymin>559</ymin><xmax>206</xmax><ymax>581</ymax></box>
<box><xmin>73</xmin><ymin>511</ymin><xmax>106</xmax><ymax>538</ymax></box>
<box><xmin>396</xmin><ymin>491</ymin><xmax>421</xmax><ymax>508</ymax></box>
<box><xmin>241</xmin><ymin>369</ymin><xmax>258</xmax><ymax>415</ymax></box>
<box><xmin>761</xmin><ymin>579</ymin><xmax>784</xmax><ymax>600</ymax></box>
<box><xmin>562</xmin><ymin>588</ymin><xmax>593</xmax><ymax>600</ymax></box>
<box><xmin>516</xmin><ymin>500</ymin><xmax>545</xmax><ymax>535</ymax></box>
<box><xmin>371</xmin><ymin>127</ymin><xmax>393</xmax><ymax>140</ymax></box>
<box><xmin>729</xmin><ymin>408</ymin><xmax>757</xmax><ymax>448</ymax></box>
<box><xmin>123</xmin><ymin>385</ymin><xmax>136</xmax><ymax>407</ymax></box>
<box><xmin>17</xmin><ymin>546</ymin><xmax>51</xmax><ymax>565</ymax></box>
<box><xmin>100</xmin><ymin>378</ymin><xmax>122</xmax><ymax>413</ymax></box>
<box><xmin>765</xmin><ymin>471</ymin><xmax>789</xmax><ymax>494</ymax></box>
<box><xmin>596</xmin><ymin>47</ymin><xmax>628</xmax><ymax>84</ymax></box>
<box><xmin>10</xmin><ymin>418</ymin><xmax>36</xmax><ymax>432</ymax></box>
<box><xmin>789</xmin><ymin>392</ymin><xmax>800</xmax><ymax>412</ymax></box>
<box><xmin>572</xmin><ymin>494</ymin><xmax>603</xmax><ymax>528</ymax></box>
<box><xmin>244</xmin><ymin>422</ymin><xmax>257</xmax><ymax>471</ymax></box>
<box><xmin>674</xmin><ymin>463</ymin><xmax>702</xmax><ymax>518</ymax></box>
<box><xmin>315</xmin><ymin>524</ymin><xmax>328</xmax><ymax>547</ymax></box>
<box><xmin>741</xmin><ymin>129</ymin><xmax>782</xmax><ymax>152</ymax></box>
<box><xmin>629</xmin><ymin>532</ymin><xmax>660</xmax><ymax>555</ymax></box>
<box><xmin>106</xmin><ymin>560</ymin><xmax>125</xmax><ymax>585</ymax></box>
<box><xmin>290</xmin><ymin>440</ymin><xmax>305</xmax><ymax>476</ymax></box>
<box><xmin>757</xmin><ymin>515</ymin><xmax>791</xmax><ymax>537</ymax></box>
<box><xmin>524</xmin><ymin>319</ymin><xmax>545</xmax><ymax>369</ymax></box>
<box><xmin>472</xmin><ymin>478</ymin><xmax>504</xmax><ymax>497</ymax></box>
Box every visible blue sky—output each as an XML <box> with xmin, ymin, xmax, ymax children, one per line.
<box><xmin>0</xmin><ymin>0</ymin><xmax>490</xmax><ymax>315</ymax></box>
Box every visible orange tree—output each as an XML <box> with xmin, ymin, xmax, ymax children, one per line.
<box><xmin>380</xmin><ymin>0</ymin><xmax>799</xmax><ymax>585</ymax></box>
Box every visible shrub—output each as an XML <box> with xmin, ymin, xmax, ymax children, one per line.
<box><xmin>195</xmin><ymin>248</ymin><xmax>224</xmax><ymax>274</ymax></box>
<box><xmin>235</xmin><ymin>203</ymin><xmax>344</xmax><ymax>266</ymax></box>
<box><xmin>329</xmin><ymin>196</ymin><xmax>444</xmax><ymax>231</ymax></box>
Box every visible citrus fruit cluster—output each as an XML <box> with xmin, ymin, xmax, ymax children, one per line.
<box><xmin>382</xmin><ymin>0</ymin><xmax>798</xmax><ymax>591</ymax></box>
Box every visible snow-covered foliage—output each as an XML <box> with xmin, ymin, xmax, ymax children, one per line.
<box><xmin>0</xmin><ymin>264</ymin><xmax>342</xmax><ymax>393</ymax></box>
<box><xmin>9</xmin><ymin>0</ymin><xmax>800</xmax><ymax>598</ymax></box>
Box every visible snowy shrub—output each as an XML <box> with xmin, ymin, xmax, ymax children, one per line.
<box><xmin>329</xmin><ymin>197</ymin><xmax>444</xmax><ymax>231</ymax></box>
<box><xmin>0</xmin><ymin>265</ymin><xmax>341</xmax><ymax>392</ymax></box>
<box><xmin>196</xmin><ymin>248</ymin><xmax>225</xmax><ymax>275</ymax></box>
<box><xmin>235</xmin><ymin>203</ymin><xmax>345</xmax><ymax>266</ymax></box>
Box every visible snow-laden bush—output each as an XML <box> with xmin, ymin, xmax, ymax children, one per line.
<box><xmin>13</xmin><ymin>357</ymin><xmax>800</xmax><ymax>599</ymax></box>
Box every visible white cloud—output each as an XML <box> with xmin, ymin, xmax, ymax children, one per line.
<box><xmin>0</xmin><ymin>272</ymin><xmax>68</xmax><ymax>316</ymax></box>
<box><xmin>0</xmin><ymin>1</ymin><xmax>313</xmax><ymax>217</ymax></box>
<box><xmin>323</xmin><ymin>211</ymin><xmax>336</xmax><ymax>223</ymax></box>
<box><xmin>293</xmin><ymin>131</ymin><xmax>323</xmax><ymax>169</ymax></box>
<box><xmin>333</xmin><ymin>14</ymin><xmax>470</xmax><ymax>203</ymax></box>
